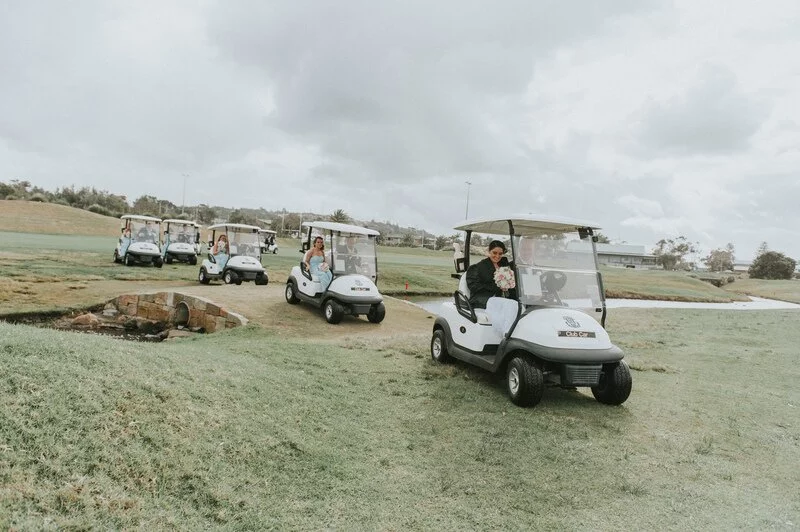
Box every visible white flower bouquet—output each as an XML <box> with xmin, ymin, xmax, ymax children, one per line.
<box><xmin>494</xmin><ymin>266</ymin><xmax>516</xmax><ymax>295</ymax></box>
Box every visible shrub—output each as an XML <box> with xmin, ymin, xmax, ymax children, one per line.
<box><xmin>29</xmin><ymin>193</ymin><xmax>48</xmax><ymax>202</ymax></box>
<box><xmin>748</xmin><ymin>251</ymin><xmax>797</xmax><ymax>280</ymax></box>
<box><xmin>86</xmin><ymin>204</ymin><xmax>112</xmax><ymax>217</ymax></box>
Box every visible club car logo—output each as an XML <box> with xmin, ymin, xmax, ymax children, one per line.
<box><xmin>351</xmin><ymin>278</ymin><xmax>370</xmax><ymax>292</ymax></box>
<box><xmin>563</xmin><ymin>316</ymin><xmax>581</xmax><ymax>328</ymax></box>
<box><xmin>557</xmin><ymin>315</ymin><xmax>595</xmax><ymax>338</ymax></box>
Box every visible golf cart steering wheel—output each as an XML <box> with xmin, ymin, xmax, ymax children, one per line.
<box><xmin>540</xmin><ymin>271</ymin><xmax>567</xmax><ymax>301</ymax></box>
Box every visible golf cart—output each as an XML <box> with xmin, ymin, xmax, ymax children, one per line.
<box><xmin>285</xmin><ymin>221</ymin><xmax>385</xmax><ymax>324</ymax></box>
<box><xmin>430</xmin><ymin>214</ymin><xmax>631</xmax><ymax>408</ymax></box>
<box><xmin>113</xmin><ymin>215</ymin><xmax>163</xmax><ymax>267</ymax></box>
<box><xmin>198</xmin><ymin>223</ymin><xmax>269</xmax><ymax>285</ymax></box>
<box><xmin>161</xmin><ymin>219</ymin><xmax>201</xmax><ymax>265</ymax></box>
<box><xmin>259</xmin><ymin>229</ymin><xmax>278</xmax><ymax>254</ymax></box>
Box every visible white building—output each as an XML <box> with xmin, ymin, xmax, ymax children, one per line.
<box><xmin>596</xmin><ymin>243</ymin><xmax>658</xmax><ymax>269</ymax></box>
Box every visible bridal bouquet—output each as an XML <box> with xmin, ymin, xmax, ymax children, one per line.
<box><xmin>319</xmin><ymin>262</ymin><xmax>330</xmax><ymax>272</ymax></box>
<box><xmin>494</xmin><ymin>266</ymin><xmax>515</xmax><ymax>296</ymax></box>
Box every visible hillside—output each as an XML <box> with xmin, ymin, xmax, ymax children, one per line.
<box><xmin>0</xmin><ymin>200</ymin><xmax>120</xmax><ymax>236</ymax></box>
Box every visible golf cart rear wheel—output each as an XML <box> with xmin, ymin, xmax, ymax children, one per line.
<box><xmin>165</xmin><ymin>255</ymin><xmax>173</xmax><ymax>264</ymax></box>
<box><xmin>324</xmin><ymin>300</ymin><xmax>344</xmax><ymax>324</ymax></box>
<box><xmin>591</xmin><ymin>361</ymin><xmax>632</xmax><ymax>405</ymax></box>
<box><xmin>154</xmin><ymin>257</ymin><xmax>163</xmax><ymax>268</ymax></box>
<box><xmin>113</xmin><ymin>251</ymin><xmax>119</xmax><ymax>263</ymax></box>
<box><xmin>199</xmin><ymin>267</ymin><xmax>211</xmax><ymax>284</ymax></box>
<box><xmin>255</xmin><ymin>272</ymin><xmax>269</xmax><ymax>286</ymax></box>
<box><xmin>367</xmin><ymin>302</ymin><xmax>386</xmax><ymax>323</ymax></box>
<box><xmin>430</xmin><ymin>329</ymin><xmax>451</xmax><ymax>363</ymax></box>
<box><xmin>124</xmin><ymin>254</ymin><xmax>133</xmax><ymax>267</ymax></box>
<box><xmin>224</xmin><ymin>270</ymin><xmax>238</xmax><ymax>285</ymax></box>
<box><xmin>189</xmin><ymin>255</ymin><xmax>197</xmax><ymax>266</ymax></box>
<box><xmin>506</xmin><ymin>356</ymin><xmax>544</xmax><ymax>407</ymax></box>
<box><xmin>285</xmin><ymin>282</ymin><xmax>299</xmax><ymax>304</ymax></box>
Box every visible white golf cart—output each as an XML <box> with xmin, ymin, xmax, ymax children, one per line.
<box><xmin>113</xmin><ymin>215</ymin><xmax>163</xmax><ymax>268</ymax></box>
<box><xmin>198</xmin><ymin>223</ymin><xmax>269</xmax><ymax>285</ymax></box>
<box><xmin>430</xmin><ymin>214</ymin><xmax>631</xmax><ymax>408</ymax></box>
<box><xmin>285</xmin><ymin>221</ymin><xmax>385</xmax><ymax>324</ymax></box>
<box><xmin>259</xmin><ymin>229</ymin><xmax>278</xmax><ymax>254</ymax></box>
<box><xmin>161</xmin><ymin>219</ymin><xmax>201</xmax><ymax>265</ymax></box>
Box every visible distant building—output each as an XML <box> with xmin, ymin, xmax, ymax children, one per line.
<box><xmin>595</xmin><ymin>243</ymin><xmax>658</xmax><ymax>269</ymax></box>
<box><xmin>732</xmin><ymin>261</ymin><xmax>752</xmax><ymax>273</ymax></box>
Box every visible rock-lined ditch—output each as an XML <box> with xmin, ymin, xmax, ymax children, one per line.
<box><xmin>1</xmin><ymin>291</ymin><xmax>248</xmax><ymax>342</ymax></box>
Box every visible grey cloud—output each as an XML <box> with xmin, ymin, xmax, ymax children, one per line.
<box><xmin>635</xmin><ymin>64</ymin><xmax>769</xmax><ymax>156</ymax></box>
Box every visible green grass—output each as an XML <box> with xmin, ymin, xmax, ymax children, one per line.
<box><xmin>2</xmin><ymin>310</ymin><xmax>799</xmax><ymax>529</ymax></box>
<box><xmin>723</xmin><ymin>277</ymin><xmax>800</xmax><ymax>304</ymax></box>
<box><xmin>0</xmin><ymin>232</ymin><xmax>754</xmax><ymax>302</ymax></box>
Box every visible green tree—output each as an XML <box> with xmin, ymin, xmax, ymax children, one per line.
<box><xmin>400</xmin><ymin>232</ymin><xmax>416</xmax><ymax>247</ymax></box>
<box><xmin>435</xmin><ymin>235</ymin><xmax>448</xmax><ymax>250</ymax></box>
<box><xmin>228</xmin><ymin>209</ymin><xmax>258</xmax><ymax>226</ymax></box>
<box><xmin>329</xmin><ymin>209</ymin><xmax>351</xmax><ymax>223</ymax></box>
<box><xmin>703</xmin><ymin>243</ymin><xmax>735</xmax><ymax>272</ymax></box>
<box><xmin>196</xmin><ymin>204</ymin><xmax>216</xmax><ymax>225</ymax></box>
<box><xmin>652</xmin><ymin>236</ymin><xmax>698</xmax><ymax>270</ymax></box>
<box><xmin>748</xmin><ymin>251</ymin><xmax>796</xmax><ymax>280</ymax></box>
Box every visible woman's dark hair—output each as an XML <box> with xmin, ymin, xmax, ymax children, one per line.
<box><xmin>488</xmin><ymin>240</ymin><xmax>506</xmax><ymax>252</ymax></box>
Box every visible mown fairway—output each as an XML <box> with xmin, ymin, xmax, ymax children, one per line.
<box><xmin>1</xmin><ymin>309</ymin><xmax>799</xmax><ymax>529</ymax></box>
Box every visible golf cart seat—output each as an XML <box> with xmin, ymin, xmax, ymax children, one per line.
<box><xmin>456</xmin><ymin>274</ymin><xmax>492</xmax><ymax>325</ymax></box>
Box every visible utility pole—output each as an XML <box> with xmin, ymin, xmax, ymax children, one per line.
<box><xmin>465</xmin><ymin>181</ymin><xmax>472</xmax><ymax>219</ymax></box>
<box><xmin>181</xmin><ymin>173</ymin><xmax>189</xmax><ymax>215</ymax></box>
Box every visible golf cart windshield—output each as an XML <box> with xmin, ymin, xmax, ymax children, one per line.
<box><xmin>130</xmin><ymin>220</ymin><xmax>160</xmax><ymax>245</ymax></box>
<box><xmin>332</xmin><ymin>234</ymin><xmax>377</xmax><ymax>280</ymax></box>
<box><xmin>168</xmin><ymin>223</ymin><xmax>198</xmax><ymax>244</ymax></box>
<box><xmin>227</xmin><ymin>230</ymin><xmax>262</xmax><ymax>259</ymax></box>
<box><xmin>513</xmin><ymin>231</ymin><xmax>603</xmax><ymax>312</ymax></box>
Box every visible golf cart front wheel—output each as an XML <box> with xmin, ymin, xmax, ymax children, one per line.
<box><xmin>430</xmin><ymin>329</ymin><xmax>451</xmax><ymax>363</ymax></box>
<box><xmin>285</xmin><ymin>282</ymin><xmax>299</xmax><ymax>304</ymax></box>
<box><xmin>506</xmin><ymin>356</ymin><xmax>544</xmax><ymax>407</ymax></box>
<box><xmin>591</xmin><ymin>361</ymin><xmax>632</xmax><ymax>405</ymax></box>
<box><xmin>154</xmin><ymin>257</ymin><xmax>163</xmax><ymax>268</ymax></box>
<box><xmin>367</xmin><ymin>302</ymin><xmax>386</xmax><ymax>323</ymax></box>
<box><xmin>124</xmin><ymin>254</ymin><xmax>133</xmax><ymax>267</ymax></box>
<box><xmin>255</xmin><ymin>272</ymin><xmax>269</xmax><ymax>286</ymax></box>
<box><xmin>198</xmin><ymin>267</ymin><xmax>211</xmax><ymax>284</ymax></box>
<box><xmin>223</xmin><ymin>270</ymin><xmax>238</xmax><ymax>285</ymax></box>
<box><xmin>324</xmin><ymin>300</ymin><xmax>344</xmax><ymax>324</ymax></box>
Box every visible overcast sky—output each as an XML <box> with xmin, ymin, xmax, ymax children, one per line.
<box><xmin>2</xmin><ymin>0</ymin><xmax>799</xmax><ymax>260</ymax></box>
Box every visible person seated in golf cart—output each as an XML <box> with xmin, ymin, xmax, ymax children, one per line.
<box><xmin>304</xmin><ymin>235</ymin><xmax>332</xmax><ymax>291</ymax></box>
<box><xmin>119</xmin><ymin>227</ymin><xmax>132</xmax><ymax>255</ymax></box>
<box><xmin>466</xmin><ymin>240</ymin><xmax>516</xmax><ymax>308</ymax></box>
<box><xmin>466</xmin><ymin>240</ymin><xmax>519</xmax><ymax>336</ymax></box>
<box><xmin>212</xmin><ymin>234</ymin><xmax>229</xmax><ymax>269</ymax></box>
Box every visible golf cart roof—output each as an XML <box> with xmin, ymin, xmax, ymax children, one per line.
<box><xmin>206</xmin><ymin>223</ymin><xmax>262</xmax><ymax>232</ymax></box>
<box><xmin>162</xmin><ymin>219</ymin><xmax>200</xmax><ymax>227</ymax></box>
<box><xmin>258</xmin><ymin>229</ymin><xmax>277</xmax><ymax>235</ymax></box>
<box><xmin>302</xmin><ymin>221</ymin><xmax>380</xmax><ymax>237</ymax></box>
<box><xmin>454</xmin><ymin>214</ymin><xmax>601</xmax><ymax>235</ymax></box>
<box><xmin>121</xmin><ymin>214</ymin><xmax>162</xmax><ymax>223</ymax></box>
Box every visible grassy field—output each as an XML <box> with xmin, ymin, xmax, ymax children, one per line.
<box><xmin>1</xmin><ymin>201</ymin><xmax>799</xmax><ymax>528</ymax></box>
<box><xmin>723</xmin><ymin>277</ymin><xmax>800</xmax><ymax>304</ymax></box>
<box><xmin>2</xmin><ymin>310</ymin><xmax>798</xmax><ymax>529</ymax></box>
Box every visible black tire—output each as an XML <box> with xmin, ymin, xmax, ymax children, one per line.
<box><xmin>223</xmin><ymin>270</ymin><xmax>237</xmax><ymax>285</ymax></box>
<box><xmin>430</xmin><ymin>329</ymin><xmax>451</xmax><ymax>363</ymax></box>
<box><xmin>506</xmin><ymin>356</ymin><xmax>544</xmax><ymax>407</ymax></box>
<box><xmin>124</xmin><ymin>254</ymin><xmax>133</xmax><ymax>267</ymax></box>
<box><xmin>324</xmin><ymin>299</ymin><xmax>344</xmax><ymax>324</ymax></box>
<box><xmin>285</xmin><ymin>282</ymin><xmax>300</xmax><ymax>304</ymax></box>
<box><xmin>367</xmin><ymin>302</ymin><xmax>386</xmax><ymax>323</ymax></box>
<box><xmin>113</xmin><ymin>250</ymin><xmax>119</xmax><ymax>263</ymax></box>
<box><xmin>165</xmin><ymin>255</ymin><xmax>173</xmax><ymax>265</ymax></box>
<box><xmin>189</xmin><ymin>255</ymin><xmax>197</xmax><ymax>266</ymax></box>
<box><xmin>255</xmin><ymin>272</ymin><xmax>269</xmax><ymax>286</ymax></box>
<box><xmin>199</xmin><ymin>267</ymin><xmax>211</xmax><ymax>284</ymax></box>
<box><xmin>591</xmin><ymin>361</ymin><xmax>632</xmax><ymax>405</ymax></box>
<box><xmin>154</xmin><ymin>257</ymin><xmax>163</xmax><ymax>268</ymax></box>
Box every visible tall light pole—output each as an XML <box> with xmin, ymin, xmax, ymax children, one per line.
<box><xmin>181</xmin><ymin>173</ymin><xmax>189</xmax><ymax>215</ymax></box>
<box><xmin>464</xmin><ymin>181</ymin><xmax>472</xmax><ymax>219</ymax></box>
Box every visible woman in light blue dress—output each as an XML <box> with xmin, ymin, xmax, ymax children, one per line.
<box><xmin>304</xmin><ymin>236</ymin><xmax>332</xmax><ymax>291</ymax></box>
